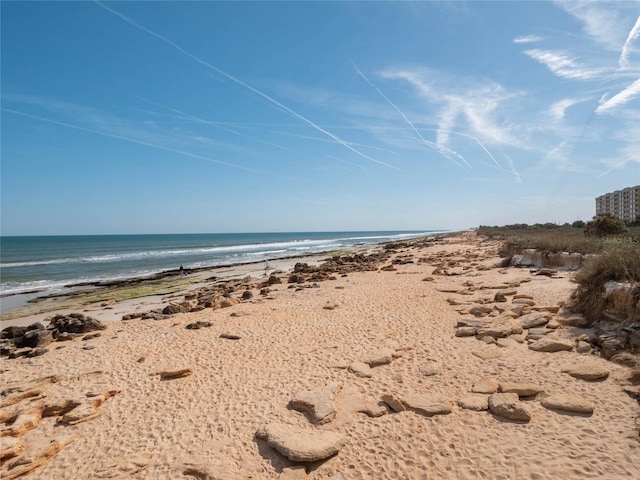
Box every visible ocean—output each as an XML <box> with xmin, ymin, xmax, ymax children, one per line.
<box><xmin>0</xmin><ymin>231</ymin><xmax>438</xmax><ymax>300</ymax></box>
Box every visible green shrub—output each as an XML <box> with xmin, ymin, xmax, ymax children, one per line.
<box><xmin>584</xmin><ymin>213</ymin><xmax>629</xmax><ymax>237</ymax></box>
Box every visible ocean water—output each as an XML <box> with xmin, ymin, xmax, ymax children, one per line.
<box><xmin>0</xmin><ymin>231</ymin><xmax>437</xmax><ymax>298</ymax></box>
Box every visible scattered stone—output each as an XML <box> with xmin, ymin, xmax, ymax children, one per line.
<box><xmin>496</xmin><ymin>337</ymin><xmax>520</xmax><ymax>348</ymax></box>
<box><xmin>357</xmin><ymin>402</ymin><xmax>388</xmax><ymax>417</ymax></box>
<box><xmin>455</xmin><ymin>327</ymin><xmax>478</xmax><ymax>337</ymax></box>
<box><xmin>381</xmin><ymin>394</ymin><xmax>406</xmax><ymax>413</ymax></box>
<box><xmin>420</xmin><ymin>363</ymin><xmax>440</xmax><ymax>376</ymax></box>
<box><xmin>512</xmin><ymin>298</ymin><xmax>536</xmax><ymax>306</ymax></box>
<box><xmin>458</xmin><ymin>394</ymin><xmax>489</xmax><ymax>411</ymax></box>
<box><xmin>82</xmin><ymin>332</ymin><xmax>102</xmax><ymax>341</ymax></box>
<box><xmin>517</xmin><ymin>312</ymin><xmax>550</xmax><ymax>329</ymax></box>
<box><xmin>241</xmin><ymin>290</ymin><xmax>253</xmax><ymax>300</ymax></box>
<box><xmin>323</xmin><ymin>302</ymin><xmax>339</xmax><ymax>310</ymax></box>
<box><xmin>541</xmin><ymin>394</ymin><xmax>594</xmax><ymax>414</ymax></box>
<box><xmin>255</xmin><ymin>423</ymin><xmax>346</xmax><ymax>462</ymax></box>
<box><xmin>290</xmin><ymin>382</ymin><xmax>341</xmax><ymax>425</ymax></box>
<box><xmin>476</xmin><ymin>324</ymin><xmax>512</xmax><ymax>339</ymax></box>
<box><xmin>220</xmin><ymin>333</ymin><xmax>241</xmax><ymax>340</ymax></box>
<box><xmin>360</xmin><ymin>348</ymin><xmax>394</xmax><ymax>367</ymax></box>
<box><xmin>469</xmin><ymin>306</ymin><xmax>493</xmax><ymax>317</ymax></box>
<box><xmin>157</xmin><ymin>369</ymin><xmax>192</xmax><ymax>380</ymax></box>
<box><xmin>348</xmin><ymin>361</ymin><xmax>372</xmax><ymax>378</ymax></box>
<box><xmin>528</xmin><ymin>338</ymin><xmax>573</xmax><ymax>353</ymax></box>
<box><xmin>471</xmin><ymin>377</ymin><xmax>499</xmax><ymax>394</ymax></box>
<box><xmin>185</xmin><ymin>321</ymin><xmax>213</xmax><ymax>329</ymax></box>
<box><xmin>561</xmin><ymin>364</ymin><xmax>609</xmax><ymax>381</ymax></box>
<box><xmin>279</xmin><ymin>466</ymin><xmax>309</xmax><ymax>480</ymax></box>
<box><xmin>14</xmin><ymin>329</ymin><xmax>53</xmax><ymax>349</ymax></box>
<box><xmin>47</xmin><ymin>313</ymin><xmax>106</xmax><ymax>333</ymax></box>
<box><xmin>576</xmin><ymin>341</ymin><xmax>592</xmax><ymax>354</ymax></box>
<box><xmin>401</xmin><ymin>393</ymin><xmax>452</xmax><ymax>416</ymax></box>
<box><xmin>488</xmin><ymin>393</ymin><xmax>531</xmax><ymax>422</ymax></box>
<box><xmin>499</xmin><ymin>382</ymin><xmax>540</xmax><ymax>397</ymax></box>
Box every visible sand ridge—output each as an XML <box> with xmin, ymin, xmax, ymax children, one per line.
<box><xmin>1</xmin><ymin>233</ymin><xmax>639</xmax><ymax>479</ymax></box>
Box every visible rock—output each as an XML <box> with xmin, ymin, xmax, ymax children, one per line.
<box><xmin>357</xmin><ymin>402</ymin><xmax>388</xmax><ymax>417</ymax></box>
<box><xmin>420</xmin><ymin>363</ymin><xmax>440</xmax><ymax>376</ymax></box>
<box><xmin>1</xmin><ymin>406</ymin><xmax>43</xmax><ymax>436</ymax></box>
<box><xmin>47</xmin><ymin>313</ymin><xmax>106</xmax><ymax>333</ymax></box>
<box><xmin>456</xmin><ymin>318</ymin><xmax>485</xmax><ymax>329</ymax></box>
<box><xmin>458</xmin><ymin>394</ymin><xmax>489</xmax><ymax>411</ymax></box>
<box><xmin>348</xmin><ymin>361</ymin><xmax>372</xmax><ymax>378</ymax></box>
<box><xmin>455</xmin><ymin>327</ymin><xmax>478</xmax><ymax>337</ymax></box>
<box><xmin>279</xmin><ymin>466</ymin><xmax>309</xmax><ymax>480</ymax></box>
<box><xmin>517</xmin><ymin>312</ymin><xmax>550</xmax><ymax>329</ymax></box>
<box><xmin>496</xmin><ymin>337</ymin><xmax>519</xmax><ymax>348</ymax></box>
<box><xmin>57</xmin><ymin>390</ymin><xmax>120</xmax><ymax>425</ymax></box>
<box><xmin>471</xmin><ymin>347</ymin><xmax>503</xmax><ymax>359</ymax></box>
<box><xmin>401</xmin><ymin>393</ymin><xmax>452</xmax><ymax>416</ymax></box>
<box><xmin>14</xmin><ymin>329</ymin><xmax>53</xmax><ymax>349</ymax></box>
<box><xmin>185</xmin><ymin>321</ymin><xmax>213</xmax><ymax>329</ymax></box>
<box><xmin>576</xmin><ymin>341</ymin><xmax>592</xmax><ymax>354</ymax></box>
<box><xmin>255</xmin><ymin>423</ymin><xmax>346</xmax><ymax>462</ymax></box>
<box><xmin>158</xmin><ymin>369</ymin><xmax>192</xmax><ymax>380</ymax></box>
<box><xmin>541</xmin><ymin>394</ymin><xmax>594</xmax><ymax>414</ymax></box>
<box><xmin>488</xmin><ymin>393</ymin><xmax>531</xmax><ymax>422</ymax></box>
<box><xmin>241</xmin><ymin>290</ymin><xmax>253</xmax><ymax>300</ymax></box>
<box><xmin>4</xmin><ymin>436</ymin><xmax>76</xmax><ymax>479</ymax></box>
<box><xmin>381</xmin><ymin>394</ymin><xmax>406</xmax><ymax>413</ymax></box>
<box><xmin>471</xmin><ymin>377</ymin><xmax>499</xmax><ymax>394</ymax></box>
<box><xmin>1</xmin><ymin>326</ymin><xmax>29</xmax><ymax>339</ymax></box>
<box><xmin>290</xmin><ymin>382</ymin><xmax>341</xmax><ymax>425</ymax></box>
<box><xmin>528</xmin><ymin>338</ymin><xmax>573</xmax><ymax>352</ymax></box>
<box><xmin>499</xmin><ymin>382</ymin><xmax>540</xmax><ymax>397</ymax></box>
<box><xmin>323</xmin><ymin>302</ymin><xmax>339</xmax><ymax>310</ymax></box>
<box><xmin>469</xmin><ymin>306</ymin><xmax>493</xmax><ymax>317</ymax></box>
<box><xmin>476</xmin><ymin>323</ymin><xmax>512</xmax><ymax>339</ymax></box>
<box><xmin>360</xmin><ymin>348</ymin><xmax>394</xmax><ymax>367</ymax></box>
<box><xmin>0</xmin><ymin>436</ymin><xmax>25</xmax><ymax>460</ymax></box>
<box><xmin>219</xmin><ymin>333</ymin><xmax>241</xmax><ymax>340</ymax></box>
<box><xmin>512</xmin><ymin>298</ymin><xmax>536</xmax><ymax>306</ymax></box>
<box><xmin>561</xmin><ymin>364</ymin><xmax>609</xmax><ymax>381</ymax></box>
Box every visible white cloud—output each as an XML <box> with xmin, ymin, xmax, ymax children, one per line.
<box><xmin>596</xmin><ymin>78</ymin><xmax>640</xmax><ymax>113</ymax></box>
<box><xmin>620</xmin><ymin>15</ymin><xmax>640</xmax><ymax>69</ymax></box>
<box><xmin>513</xmin><ymin>35</ymin><xmax>543</xmax><ymax>44</ymax></box>
<box><xmin>524</xmin><ymin>49</ymin><xmax>601</xmax><ymax>79</ymax></box>
<box><xmin>549</xmin><ymin>97</ymin><xmax>586</xmax><ymax>121</ymax></box>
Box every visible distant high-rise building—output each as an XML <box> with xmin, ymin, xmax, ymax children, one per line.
<box><xmin>595</xmin><ymin>186</ymin><xmax>640</xmax><ymax>223</ymax></box>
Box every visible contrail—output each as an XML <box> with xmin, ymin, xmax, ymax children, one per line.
<box><xmin>619</xmin><ymin>15</ymin><xmax>640</xmax><ymax>69</ymax></box>
<box><xmin>351</xmin><ymin>62</ymin><xmax>472</xmax><ymax>169</ymax></box>
<box><xmin>141</xmin><ymin>99</ymin><xmax>293</xmax><ymax>153</ymax></box>
<box><xmin>95</xmin><ymin>1</ymin><xmax>400</xmax><ymax>172</ymax></box>
<box><xmin>2</xmin><ymin>107</ymin><xmax>275</xmax><ymax>175</ymax></box>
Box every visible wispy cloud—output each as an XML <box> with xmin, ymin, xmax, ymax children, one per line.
<box><xmin>548</xmin><ymin>97</ymin><xmax>587</xmax><ymax>121</ymax></box>
<box><xmin>514</xmin><ymin>35</ymin><xmax>543</xmax><ymax>44</ymax></box>
<box><xmin>596</xmin><ymin>78</ymin><xmax>640</xmax><ymax>113</ymax></box>
<box><xmin>524</xmin><ymin>49</ymin><xmax>601</xmax><ymax>80</ymax></box>
<box><xmin>95</xmin><ymin>1</ymin><xmax>400</xmax><ymax>172</ymax></box>
<box><xmin>2</xmin><ymin>107</ymin><xmax>262</xmax><ymax>173</ymax></box>
<box><xmin>619</xmin><ymin>15</ymin><xmax>640</xmax><ymax>69</ymax></box>
<box><xmin>352</xmin><ymin>62</ymin><xmax>471</xmax><ymax>169</ymax></box>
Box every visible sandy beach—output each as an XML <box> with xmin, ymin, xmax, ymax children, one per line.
<box><xmin>1</xmin><ymin>232</ymin><xmax>639</xmax><ymax>479</ymax></box>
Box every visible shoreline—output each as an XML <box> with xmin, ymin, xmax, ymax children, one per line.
<box><xmin>1</xmin><ymin>230</ymin><xmax>637</xmax><ymax>479</ymax></box>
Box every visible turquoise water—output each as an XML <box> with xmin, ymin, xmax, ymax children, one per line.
<box><xmin>0</xmin><ymin>231</ymin><xmax>438</xmax><ymax>296</ymax></box>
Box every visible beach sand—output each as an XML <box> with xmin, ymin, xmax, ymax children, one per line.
<box><xmin>1</xmin><ymin>232</ymin><xmax>639</xmax><ymax>479</ymax></box>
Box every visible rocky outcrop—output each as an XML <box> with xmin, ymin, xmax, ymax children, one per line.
<box><xmin>255</xmin><ymin>423</ymin><xmax>346</xmax><ymax>462</ymax></box>
<box><xmin>511</xmin><ymin>249</ymin><xmax>584</xmax><ymax>270</ymax></box>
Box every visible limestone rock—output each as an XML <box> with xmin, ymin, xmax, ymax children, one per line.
<box><xmin>420</xmin><ymin>363</ymin><xmax>440</xmax><ymax>376</ymax></box>
<box><xmin>517</xmin><ymin>312</ymin><xmax>549</xmax><ymax>329</ymax></box>
<box><xmin>541</xmin><ymin>394</ymin><xmax>594</xmax><ymax>414</ymax></box>
<box><xmin>360</xmin><ymin>348</ymin><xmax>394</xmax><ymax>367</ymax></box>
<box><xmin>1</xmin><ymin>406</ymin><xmax>43</xmax><ymax>437</ymax></box>
<box><xmin>455</xmin><ymin>327</ymin><xmax>478</xmax><ymax>337</ymax></box>
<box><xmin>471</xmin><ymin>347</ymin><xmax>503</xmax><ymax>359</ymax></box>
<box><xmin>279</xmin><ymin>466</ymin><xmax>309</xmax><ymax>480</ymax></box>
<box><xmin>381</xmin><ymin>394</ymin><xmax>406</xmax><ymax>413</ymax></box>
<box><xmin>471</xmin><ymin>377</ymin><xmax>499</xmax><ymax>394</ymax></box>
<box><xmin>255</xmin><ymin>423</ymin><xmax>346</xmax><ymax>462</ymax></box>
<box><xmin>528</xmin><ymin>338</ymin><xmax>573</xmax><ymax>352</ymax></box>
<box><xmin>561</xmin><ymin>364</ymin><xmax>609</xmax><ymax>381</ymax></box>
<box><xmin>0</xmin><ymin>436</ymin><xmax>25</xmax><ymax>460</ymax></box>
<box><xmin>158</xmin><ymin>368</ymin><xmax>192</xmax><ymax>379</ymax></box>
<box><xmin>4</xmin><ymin>436</ymin><xmax>76</xmax><ymax>480</ymax></box>
<box><xmin>401</xmin><ymin>393</ymin><xmax>452</xmax><ymax>417</ymax></box>
<box><xmin>458</xmin><ymin>394</ymin><xmax>489</xmax><ymax>411</ymax></box>
<box><xmin>476</xmin><ymin>324</ymin><xmax>512</xmax><ymax>339</ymax></box>
<box><xmin>47</xmin><ymin>313</ymin><xmax>106</xmax><ymax>333</ymax></box>
<box><xmin>348</xmin><ymin>361</ymin><xmax>372</xmax><ymax>378</ymax></box>
<box><xmin>499</xmin><ymin>382</ymin><xmax>541</xmax><ymax>397</ymax></box>
<box><xmin>290</xmin><ymin>382</ymin><xmax>341</xmax><ymax>425</ymax></box>
<box><xmin>488</xmin><ymin>393</ymin><xmax>531</xmax><ymax>422</ymax></box>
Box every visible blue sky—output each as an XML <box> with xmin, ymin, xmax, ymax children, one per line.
<box><xmin>2</xmin><ymin>1</ymin><xmax>639</xmax><ymax>235</ymax></box>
